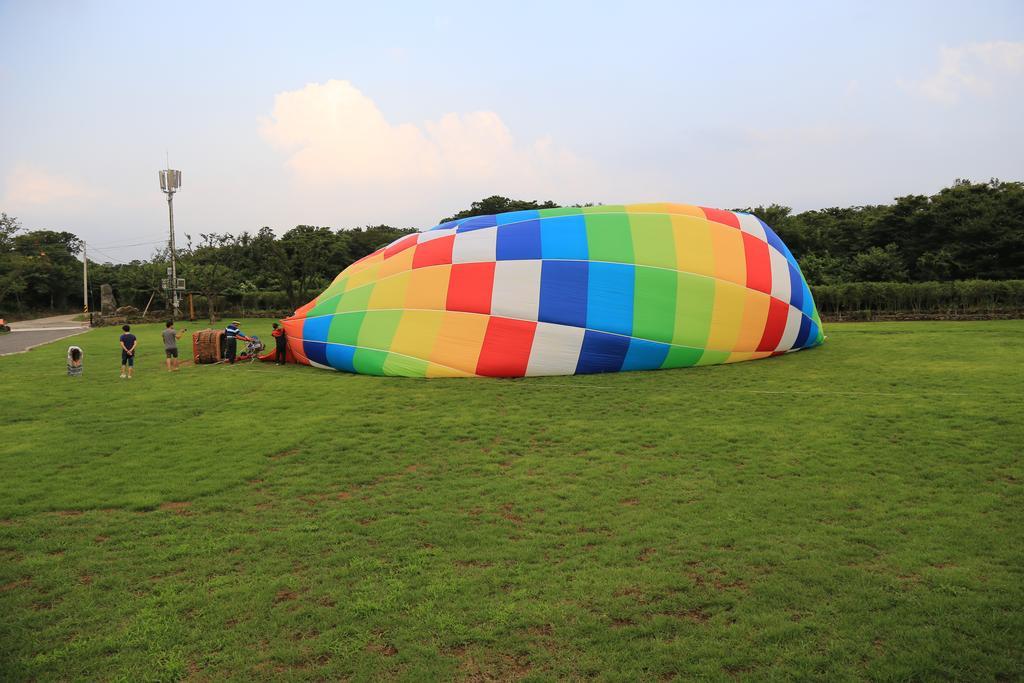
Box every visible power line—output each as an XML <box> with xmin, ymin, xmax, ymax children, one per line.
<box><xmin>86</xmin><ymin>244</ymin><xmax>131</xmax><ymax>265</ymax></box>
<box><xmin>90</xmin><ymin>238</ymin><xmax>167</xmax><ymax>250</ymax></box>
<box><xmin>20</xmin><ymin>238</ymin><xmax>168</xmax><ymax>264</ymax></box>
<box><xmin>18</xmin><ymin>237</ymin><xmax>167</xmax><ymax>251</ymax></box>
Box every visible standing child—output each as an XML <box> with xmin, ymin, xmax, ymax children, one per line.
<box><xmin>119</xmin><ymin>324</ymin><xmax>137</xmax><ymax>378</ymax></box>
<box><xmin>67</xmin><ymin>345</ymin><xmax>84</xmax><ymax>377</ymax></box>
<box><xmin>271</xmin><ymin>322</ymin><xmax>287</xmax><ymax>365</ymax></box>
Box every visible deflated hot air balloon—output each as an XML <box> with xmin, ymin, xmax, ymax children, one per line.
<box><xmin>280</xmin><ymin>203</ymin><xmax>824</xmax><ymax>377</ymax></box>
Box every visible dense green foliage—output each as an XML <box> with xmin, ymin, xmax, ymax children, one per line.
<box><xmin>2</xmin><ymin>179</ymin><xmax>1021</xmax><ymax>317</ymax></box>
<box><xmin>438</xmin><ymin>195</ymin><xmax>561</xmax><ymax>223</ymax></box>
<box><xmin>0</xmin><ymin>213</ymin><xmax>83</xmax><ymax>311</ymax></box>
<box><xmin>1</xmin><ymin>320</ymin><xmax>1022</xmax><ymax>680</ymax></box>
<box><xmin>737</xmin><ymin>179</ymin><xmax>1024</xmax><ymax>284</ymax></box>
<box><xmin>0</xmin><ymin>218</ymin><xmax>415</xmax><ymax>315</ymax></box>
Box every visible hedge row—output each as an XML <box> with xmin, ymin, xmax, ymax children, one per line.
<box><xmin>810</xmin><ymin>280</ymin><xmax>1024</xmax><ymax>315</ymax></box>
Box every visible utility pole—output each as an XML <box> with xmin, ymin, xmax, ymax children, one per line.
<box><xmin>82</xmin><ymin>241</ymin><xmax>89</xmax><ymax>322</ymax></box>
<box><xmin>159</xmin><ymin>168</ymin><xmax>183</xmax><ymax>318</ymax></box>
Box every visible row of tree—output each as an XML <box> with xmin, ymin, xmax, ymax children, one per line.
<box><xmin>0</xmin><ymin>216</ymin><xmax>415</xmax><ymax>317</ymax></box>
<box><xmin>738</xmin><ymin>179</ymin><xmax>1023</xmax><ymax>284</ymax></box>
<box><xmin>1</xmin><ymin>179</ymin><xmax>1021</xmax><ymax>317</ymax></box>
<box><xmin>1</xmin><ymin>215</ymin><xmax>84</xmax><ymax>312</ymax></box>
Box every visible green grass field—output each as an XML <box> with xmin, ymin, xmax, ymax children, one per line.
<box><xmin>1</xmin><ymin>320</ymin><xmax>1022</xmax><ymax>681</ymax></box>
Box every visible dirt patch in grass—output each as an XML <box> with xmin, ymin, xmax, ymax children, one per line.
<box><xmin>614</xmin><ymin>586</ymin><xmax>648</xmax><ymax>602</ymax></box>
<box><xmin>1</xmin><ymin>578</ymin><xmax>32</xmax><ymax>592</ymax></box>
<box><xmin>453</xmin><ymin>647</ymin><xmax>533</xmax><ymax>681</ymax></box>
<box><xmin>290</xmin><ymin>628</ymin><xmax>320</xmax><ymax>642</ymax></box>
<box><xmin>713</xmin><ymin>578</ymin><xmax>748</xmax><ymax>592</ymax></box>
<box><xmin>184</xmin><ymin>658</ymin><xmax>217</xmax><ymax>682</ymax></box>
<box><xmin>663</xmin><ymin>608</ymin><xmax>711</xmax><ymax>623</ymax></box>
<box><xmin>54</xmin><ymin>510</ymin><xmax>83</xmax><ymax>517</ymax></box>
<box><xmin>620</xmin><ymin>498</ymin><xmax>640</xmax><ymax>506</ymax></box>
<box><xmin>149</xmin><ymin>568</ymin><xmax>186</xmax><ymax>582</ymax></box>
<box><xmin>681</xmin><ymin>564</ymin><xmax>750</xmax><ymax>593</ymax></box>
<box><xmin>274</xmin><ymin>589</ymin><xmax>299</xmax><ymax>604</ymax></box>
<box><xmin>499</xmin><ymin>503</ymin><xmax>524</xmax><ymax>525</ymax></box>
<box><xmin>366</xmin><ymin>642</ymin><xmax>398</xmax><ymax>656</ymax></box>
<box><xmin>723</xmin><ymin>664</ymin><xmax>755</xmax><ymax>678</ymax></box>
<box><xmin>159</xmin><ymin>501</ymin><xmax>193</xmax><ymax>515</ymax></box>
<box><xmin>270</xmin><ymin>448</ymin><xmax>300</xmax><ymax>460</ymax></box>
<box><xmin>638</xmin><ymin>547</ymin><xmax>657</xmax><ymax>562</ymax></box>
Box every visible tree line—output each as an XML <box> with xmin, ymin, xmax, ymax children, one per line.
<box><xmin>1</xmin><ymin>179</ymin><xmax>1021</xmax><ymax>318</ymax></box>
<box><xmin>738</xmin><ymin>179</ymin><xmax>1023</xmax><ymax>284</ymax></box>
<box><xmin>0</xmin><ymin>218</ymin><xmax>416</xmax><ymax>318</ymax></box>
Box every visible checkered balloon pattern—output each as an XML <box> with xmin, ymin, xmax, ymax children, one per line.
<box><xmin>283</xmin><ymin>203</ymin><xmax>824</xmax><ymax>377</ymax></box>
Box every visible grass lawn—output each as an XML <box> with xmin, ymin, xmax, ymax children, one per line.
<box><xmin>1</xmin><ymin>319</ymin><xmax>1022</xmax><ymax>681</ymax></box>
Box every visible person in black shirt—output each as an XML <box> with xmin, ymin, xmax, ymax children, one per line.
<box><xmin>119</xmin><ymin>324</ymin><xmax>137</xmax><ymax>378</ymax></box>
<box><xmin>271</xmin><ymin>322</ymin><xmax>287</xmax><ymax>365</ymax></box>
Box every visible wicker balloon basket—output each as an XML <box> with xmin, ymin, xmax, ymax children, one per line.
<box><xmin>192</xmin><ymin>329</ymin><xmax>224</xmax><ymax>364</ymax></box>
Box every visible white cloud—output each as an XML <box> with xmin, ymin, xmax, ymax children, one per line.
<box><xmin>258</xmin><ymin>79</ymin><xmax>591</xmax><ymax>192</ymax></box>
<box><xmin>914</xmin><ymin>41</ymin><xmax>1024</xmax><ymax>104</ymax></box>
<box><xmin>1</xmin><ymin>165</ymin><xmax>99</xmax><ymax>206</ymax></box>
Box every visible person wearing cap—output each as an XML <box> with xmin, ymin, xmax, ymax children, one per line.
<box><xmin>223</xmin><ymin>321</ymin><xmax>250</xmax><ymax>365</ymax></box>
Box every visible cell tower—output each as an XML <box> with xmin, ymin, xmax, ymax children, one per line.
<box><xmin>159</xmin><ymin>168</ymin><xmax>184</xmax><ymax>318</ymax></box>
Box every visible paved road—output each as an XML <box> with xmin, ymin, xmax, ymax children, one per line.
<box><xmin>0</xmin><ymin>314</ymin><xmax>91</xmax><ymax>356</ymax></box>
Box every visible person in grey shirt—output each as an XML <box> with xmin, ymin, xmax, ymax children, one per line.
<box><xmin>162</xmin><ymin>320</ymin><xmax>187</xmax><ymax>372</ymax></box>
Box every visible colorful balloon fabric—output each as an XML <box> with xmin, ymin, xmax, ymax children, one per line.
<box><xmin>283</xmin><ymin>203</ymin><xmax>824</xmax><ymax>377</ymax></box>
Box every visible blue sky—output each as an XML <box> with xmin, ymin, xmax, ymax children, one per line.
<box><xmin>1</xmin><ymin>0</ymin><xmax>1021</xmax><ymax>261</ymax></box>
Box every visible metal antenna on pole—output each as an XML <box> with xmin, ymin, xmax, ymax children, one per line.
<box><xmin>159</xmin><ymin>166</ymin><xmax>183</xmax><ymax>319</ymax></box>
